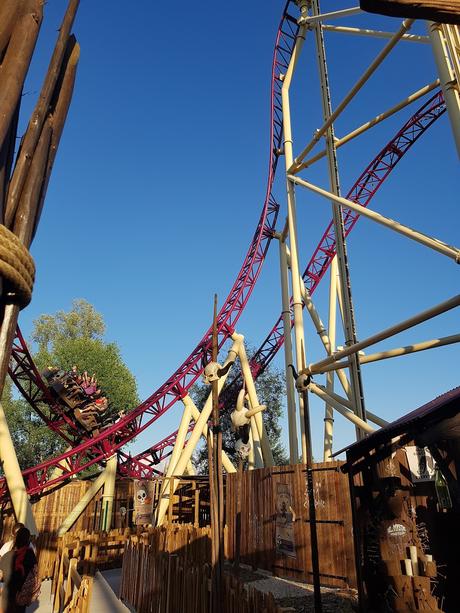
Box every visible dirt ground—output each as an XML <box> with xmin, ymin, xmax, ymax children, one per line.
<box><xmin>232</xmin><ymin>564</ymin><xmax>358</xmax><ymax>612</ymax></box>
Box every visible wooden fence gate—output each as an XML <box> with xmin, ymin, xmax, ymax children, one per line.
<box><xmin>225</xmin><ymin>462</ymin><xmax>357</xmax><ymax>588</ymax></box>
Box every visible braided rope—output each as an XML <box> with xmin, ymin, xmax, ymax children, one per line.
<box><xmin>0</xmin><ymin>225</ymin><xmax>35</xmax><ymax>309</ymax></box>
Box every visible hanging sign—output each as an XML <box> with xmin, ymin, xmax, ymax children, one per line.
<box><xmin>133</xmin><ymin>479</ymin><xmax>154</xmax><ymax>525</ymax></box>
<box><xmin>405</xmin><ymin>446</ymin><xmax>436</xmax><ymax>482</ymax></box>
<box><xmin>275</xmin><ymin>483</ymin><xmax>296</xmax><ymax>558</ymax></box>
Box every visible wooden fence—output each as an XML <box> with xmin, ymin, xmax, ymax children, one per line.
<box><xmin>120</xmin><ymin>524</ymin><xmax>282</xmax><ymax>613</ymax></box>
<box><xmin>225</xmin><ymin>462</ymin><xmax>357</xmax><ymax>588</ymax></box>
<box><xmin>52</xmin><ymin>536</ymin><xmax>93</xmax><ymax>613</ymax></box>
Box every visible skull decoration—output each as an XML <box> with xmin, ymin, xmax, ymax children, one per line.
<box><xmin>230</xmin><ymin>389</ymin><xmax>250</xmax><ymax>430</ymax></box>
<box><xmin>202</xmin><ymin>362</ymin><xmax>222</xmax><ymax>384</ymax></box>
<box><xmin>295</xmin><ymin>372</ymin><xmax>311</xmax><ymax>393</ymax></box>
<box><xmin>137</xmin><ymin>489</ymin><xmax>147</xmax><ymax>504</ymax></box>
<box><xmin>235</xmin><ymin>438</ymin><xmax>251</xmax><ymax>460</ymax></box>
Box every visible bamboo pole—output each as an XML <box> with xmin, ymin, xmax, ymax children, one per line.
<box><xmin>0</xmin><ymin>0</ymin><xmax>20</xmax><ymax>60</ymax></box>
<box><xmin>57</xmin><ymin>471</ymin><xmax>106</xmax><ymax>536</ymax></box>
<box><xmin>0</xmin><ymin>0</ymin><xmax>43</xmax><ymax>147</ymax></box>
<box><xmin>101</xmin><ymin>455</ymin><xmax>117</xmax><ymax>532</ymax></box>
<box><xmin>0</xmin><ymin>402</ymin><xmax>37</xmax><ymax>534</ymax></box>
<box><xmin>5</xmin><ymin>0</ymin><xmax>80</xmax><ymax>227</ymax></box>
<box><xmin>32</xmin><ymin>38</ymin><xmax>80</xmax><ymax>239</ymax></box>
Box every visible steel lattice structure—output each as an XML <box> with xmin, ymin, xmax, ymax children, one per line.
<box><xmin>2</xmin><ymin>1</ymin><xmax>458</xmax><ymax>500</ymax></box>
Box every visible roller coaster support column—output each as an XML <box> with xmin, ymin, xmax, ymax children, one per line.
<box><xmin>310</xmin><ymin>0</ymin><xmax>367</xmax><ymax>439</ymax></box>
<box><xmin>247</xmin><ymin>395</ymin><xmax>264</xmax><ymax>468</ymax></box>
<box><xmin>277</xmin><ymin>235</ymin><xmax>299</xmax><ymax>464</ymax></box>
<box><xmin>159</xmin><ymin>395</ymin><xmax>194</xmax><ymax>499</ymax></box>
<box><xmin>281</xmin><ymin>10</ymin><xmax>309</xmax><ymax>463</ymax></box>
<box><xmin>155</xmin><ymin>340</ymin><xmax>240</xmax><ymax>526</ymax></box>
<box><xmin>233</xmin><ymin>334</ymin><xmax>273</xmax><ymax>466</ymax></box>
<box><xmin>428</xmin><ymin>23</ymin><xmax>460</xmax><ymax>157</ymax></box>
<box><xmin>324</xmin><ymin>257</ymin><xmax>337</xmax><ymax>460</ymax></box>
<box><xmin>101</xmin><ymin>454</ymin><xmax>117</xmax><ymax>532</ymax></box>
<box><xmin>57</xmin><ymin>469</ymin><xmax>107</xmax><ymax>536</ymax></box>
<box><xmin>0</xmin><ymin>403</ymin><xmax>37</xmax><ymax>534</ymax></box>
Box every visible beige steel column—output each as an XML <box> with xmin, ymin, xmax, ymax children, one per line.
<box><xmin>155</xmin><ymin>341</ymin><xmax>240</xmax><ymax>526</ymax></box>
<box><xmin>278</xmin><ymin>239</ymin><xmax>299</xmax><ymax>463</ymax></box>
<box><xmin>428</xmin><ymin>23</ymin><xmax>460</xmax><ymax>157</ymax></box>
<box><xmin>57</xmin><ymin>469</ymin><xmax>107</xmax><ymax>536</ymax></box>
<box><xmin>101</xmin><ymin>454</ymin><xmax>117</xmax><ymax>532</ymax></box>
<box><xmin>324</xmin><ymin>257</ymin><xmax>337</xmax><ymax>460</ymax></box>
<box><xmin>234</xmin><ymin>334</ymin><xmax>274</xmax><ymax>466</ymax></box>
<box><xmin>159</xmin><ymin>395</ymin><xmax>194</xmax><ymax>498</ymax></box>
<box><xmin>281</xmin><ymin>18</ymin><xmax>309</xmax><ymax>463</ymax></box>
<box><xmin>248</xmin><ymin>396</ymin><xmax>264</xmax><ymax>468</ymax></box>
<box><xmin>311</xmin><ymin>0</ymin><xmax>367</xmax><ymax>440</ymax></box>
<box><xmin>0</xmin><ymin>403</ymin><xmax>37</xmax><ymax>534</ymax></box>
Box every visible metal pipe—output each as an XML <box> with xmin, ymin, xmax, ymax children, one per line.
<box><xmin>310</xmin><ymin>0</ymin><xmax>367</xmax><ymax>438</ymax></box>
<box><xmin>0</xmin><ymin>403</ymin><xmax>37</xmax><ymax>534</ymax></box>
<box><xmin>304</xmin><ymin>295</ymin><xmax>460</xmax><ymax>375</ymax></box>
<box><xmin>315</xmin><ymin>385</ymin><xmax>388</xmax><ymax>426</ymax></box>
<box><xmin>155</xmin><ymin>341</ymin><xmax>240</xmax><ymax>526</ymax></box>
<box><xmin>279</xmin><ymin>239</ymin><xmax>299</xmax><ymax>463</ymax></box>
<box><xmin>309</xmin><ymin>383</ymin><xmax>375</xmax><ymax>434</ymax></box>
<box><xmin>57</xmin><ymin>469</ymin><xmax>106</xmax><ymax>536</ymax></box>
<box><xmin>289</xmin><ymin>175</ymin><xmax>460</xmax><ymax>263</ymax></box>
<box><xmin>301</xmin><ymin>6</ymin><xmax>362</xmax><ymax>25</ymax></box>
<box><xmin>101</xmin><ymin>454</ymin><xmax>117</xmax><ymax>532</ymax></box>
<box><xmin>318</xmin><ymin>333</ymin><xmax>460</xmax><ymax>373</ymax></box>
<box><xmin>322</xmin><ymin>25</ymin><xmax>429</xmax><ymax>43</ymax></box>
<box><xmin>299</xmin><ymin>80</ymin><xmax>440</xmax><ymax>169</ymax></box>
<box><xmin>234</xmin><ymin>333</ymin><xmax>274</xmax><ymax>466</ymax></box>
<box><xmin>282</xmin><ymin>20</ymin><xmax>309</xmax><ymax>463</ymax></box>
<box><xmin>428</xmin><ymin>22</ymin><xmax>460</xmax><ymax>157</ymax></box>
<box><xmin>324</xmin><ymin>257</ymin><xmax>337</xmax><ymax>460</ymax></box>
<box><xmin>159</xmin><ymin>396</ymin><xmax>193</xmax><ymax>499</ymax></box>
<box><xmin>291</xmin><ymin>18</ymin><xmax>414</xmax><ymax>170</ymax></box>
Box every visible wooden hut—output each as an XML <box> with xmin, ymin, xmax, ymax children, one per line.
<box><xmin>340</xmin><ymin>387</ymin><xmax>460</xmax><ymax>612</ymax></box>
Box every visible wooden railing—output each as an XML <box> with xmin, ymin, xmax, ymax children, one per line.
<box><xmin>120</xmin><ymin>524</ymin><xmax>283</xmax><ymax>613</ymax></box>
<box><xmin>51</xmin><ymin>537</ymin><xmax>93</xmax><ymax>613</ymax></box>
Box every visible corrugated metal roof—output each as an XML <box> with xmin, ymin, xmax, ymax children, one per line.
<box><xmin>338</xmin><ymin>386</ymin><xmax>460</xmax><ymax>468</ymax></box>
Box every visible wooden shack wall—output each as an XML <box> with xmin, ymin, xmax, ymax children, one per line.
<box><xmin>225</xmin><ymin>462</ymin><xmax>356</xmax><ymax>589</ymax></box>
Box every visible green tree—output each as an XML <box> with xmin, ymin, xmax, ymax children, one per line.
<box><xmin>1</xmin><ymin>378</ymin><xmax>66</xmax><ymax>470</ymax></box>
<box><xmin>191</xmin><ymin>351</ymin><xmax>288</xmax><ymax>473</ymax></box>
<box><xmin>2</xmin><ymin>300</ymin><xmax>139</xmax><ymax>470</ymax></box>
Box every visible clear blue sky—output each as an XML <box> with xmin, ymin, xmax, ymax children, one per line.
<box><xmin>17</xmin><ymin>1</ymin><xmax>459</xmax><ymax>462</ymax></box>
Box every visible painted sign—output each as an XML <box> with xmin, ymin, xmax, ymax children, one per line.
<box><xmin>405</xmin><ymin>446</ymin><xmax>435</xmax><ymax>482</ymax></box>
<box><xmin>275</xmin><ymin>483</ymin><xmax>296</xmax><ymax>558</ymax></box>
<box><xmin>133</xmin><ymin>479</ymin><xmax>154</xmax><ymax>525</ymax></box>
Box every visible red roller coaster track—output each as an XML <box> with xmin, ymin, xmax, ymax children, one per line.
<box><xmin>1</xmin><ymin>1</ymin><xmax>446</xmax><ymax>498</ymax></box>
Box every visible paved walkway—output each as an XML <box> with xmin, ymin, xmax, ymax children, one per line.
<box><xmin>26</xmin><ymin>569</ymin><xmax>131</xmax><ymax>613</ymax></box>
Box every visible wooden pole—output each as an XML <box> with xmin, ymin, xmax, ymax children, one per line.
<box><xmin>210</xmin><ymin>294</ymin><xmax>222</xmax><ymax>611</ymax></box>
<box><xmin>0</xmin><ymin>0</ymin><xmax>43</xmax><ymax>147</ymax></box>
<box><xmin>5</xmin><ymin>0</ymin><xmax>80</xmax><ymax>228</ymax></box>
<box><xmin>0</xmin><ymin>0</ymin><xmax>20</xmax><ymax>61</ymax></box>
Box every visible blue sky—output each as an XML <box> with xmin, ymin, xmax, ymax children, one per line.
<box><xmin>17</xmin><ymin>1</ymin><xmax>459</xmax><ymax>462</ymax></box>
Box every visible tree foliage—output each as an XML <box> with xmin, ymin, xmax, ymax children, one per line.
<box><xmin>191</xmin><ymin>350</ymin><xmax>288</xmax><ymax>473</ymax></box>
<box><xmin>2</xmin><ymin>300</ymin><xmax>139</xmax><ymax>470</ymax></box>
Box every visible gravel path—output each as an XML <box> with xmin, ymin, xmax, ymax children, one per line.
<box><xmin>231</xmin><ymin>565</ymin><xmax>358</xmax><ymax>612</ymax></box>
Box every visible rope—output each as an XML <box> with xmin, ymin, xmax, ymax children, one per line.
<box><xmin>0</xmin><ymin>225</ymin><xmax>35</xmax><ymax>309</ymax></box>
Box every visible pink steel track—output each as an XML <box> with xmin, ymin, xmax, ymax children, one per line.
<box><xmin>1</xmin><ymin>1</ymin><xmax>446</xmax><ymax>498</ymax></box>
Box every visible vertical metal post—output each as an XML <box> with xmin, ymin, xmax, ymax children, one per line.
<box><xmin>428</xmin><ymin>22</ymin><xmax>460</xmax><ymax>157</ymax></box>
<box><xmin>324</xmin><ymin>257</ymin><xmax>337</xmax><ymax>460</ymax></box>
<box><xmin>278</xmin><ymin>238</ymin><xmax>299</xmax><ymax>463</ymax></box>
<box><xmin>310</xmin><ymin>0</ymin><xmax>367</xmax><ymax>438</ymax></box>
<box><xmin>101</xmin><ymin>454</ymin><xmax>117</xmax><ymax>532</ymax></box>
<box><xmin>300</xmin><ymin>347</ymin><xmax>322</xmax><ymax>613</ymax></box>
<box><xmin>281</xmin><ymin>14</ymin><xmax>309</xmax><ymax>463</ymax></box>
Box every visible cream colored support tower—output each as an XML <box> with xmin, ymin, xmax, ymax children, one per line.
<box><xmin>234</xmin><ymin>334</ymin><xmax>273</xmax><ymax>466</ymax></box>
<box><xmin>281</xmin><ymin>10</ymin><xmax>309</xmax><ymax>462</ymax></box>
<box><xmin>278</xmin><ymin>237</ymin><xmax>299</xmax><ymax>463</ymax></box>
<box><xmin>429</xmin><ymin>23</ymin><xmax>460</xmax><ymax>157</ymax></box>
<box><xmin>57</xmin><ymin>469</ymin><xmax>107</xmax><ymax>536</ymax></box>
<box><xmin>324</xmin><ymin>257</ymin><xmax>337</xmax><ymax>460</ymax></box>
<box><xmin>0</xmin><ymin>403</ymin><xmax>37</xmax><ymax>535</ymax></box>
<box><xmin>101</xmin><ymin>454</ymin><xmax>117</xmax><ymax>532</ymax></box>
<box><xmin>155</xmin><ymin>340</ymin><xmax>240</xmax><ymax>526</ymax></box>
